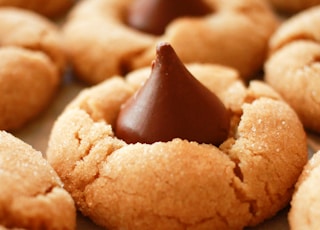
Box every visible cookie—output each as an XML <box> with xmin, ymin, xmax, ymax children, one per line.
<box><xmin>0</xmin><ymin>131</ymin><xmax>76</xmax><ymax>230</ymax></box>
<box><xmin>289</xmin><ymin>150</ymin><xmax>320</xmax><ymax>230</ymax></box>
<box><xmin>0</xmin><ymin>7</ymin><xmax>67</xmax><ymax>130</ymax></box>
<box><xmin>0</xmin><ymin>0</ymin><xmax>74</xmax><ymax>18</ymax></box>
<box><xmin>62</xmin><ymin>0</ymin><xmax>279</xmax><ymax>84</ymax></box>
<box><xmin>46</xmin><ymin>43</ymin><xmax>307</xmax><ymax>229</ymax></box>
<box><xmin>267</xmin><ymin>0</ymin><xmax>320</xmax><ymax>14</ymax></box>
<box><xmin>265</xmin><ymin>6</ymin><xmax>320</xmax><ymax>133</ymax></box>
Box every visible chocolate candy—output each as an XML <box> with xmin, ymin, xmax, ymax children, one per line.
<box><xmin>115</xmin><ymin>42</ymin><xmax>230</xmax><ymax>145</ymax></box>
<box><xmin>126</xmin><ymin>0</ymin><xmax>211</xmax><ymax>35</ymax></box>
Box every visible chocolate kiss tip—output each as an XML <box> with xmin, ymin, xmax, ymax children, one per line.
<box><xmin>115</xmin><ymin>43</ymin><xmax>230</xmax><ymax>146</ymax></box>
<box><xmin>126</xmin><ymin>0</ymin><xmax>211</xmax><ymax>35</ymax></box>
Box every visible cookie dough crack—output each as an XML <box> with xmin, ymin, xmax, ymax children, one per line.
<box><xmin>276</xmin><ymin>34</ymin><xmax>319</xmax><ymax>52</ymax></box>
<box><xmin>150</xmin><ymin>210</ymin><xmax>229</xmax><ymax>229</ymax></box>
<box><xmin>19</xmin><ymin>28</ymin><xmax>59</xmax><ymax>69</ymax></box>
<box><xmin>223</xmin><ymin>139</ymin><xmax>262</xmax><ymax>218</ymax></box>
<box><xmin>119</xmin><ymin>48</ymin><xmax>148</xmax><ymax>75</ymax></box>
<box><xmin>230</xmin><ymin>170</ymin><xmax>259</xmax><ymax>217</ymax></box>
<box><xmin>76</xmin><ymin>142</ymin><xmax>123</xmax><ymax>196</ymax></box>
<box><xmin>34</xmin><ymin>184</ymin><xmax>56</xmax><ymax>198</ymax></box>
<box><xmin>232</xmin><ymin>159</ymin><xmax>244</xmax><ymax>182</ymax></box>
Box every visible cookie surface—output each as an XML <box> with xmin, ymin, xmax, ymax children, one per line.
<box><xmin>265</xmin><ymin>6</ymin><xmax>320</xmax><ymax>133</ymax></box>
<box><xmin>267</xmin><ymin>0</ymin><xmax>320</xmax><ymax>14</ymax></box>
<box><xmin>0</xmin><ymin>8</ymin><xmax>67</xmax><ymax>130</ymax></box>
<box><xmin>47</xmin><ymin>64</ymin><xmax>307</xmax><ymax>229</ymax></box>
<box><xmin>0</xmin><ymin>0</ymin><xmax>74</xmax><ymax>17</ymax></box>
<box><xmin>63</xmin><ymin>0</ymin><xmax>278</xmax><ymax>84</ymax></box>
<box><xmin>289</xmin><ymin>151</ymin><xmax>320</xmax><ymax>230</ymax></box>
<box><xmin>0</xmin><ymin>7</ymin><xmax>67</xmax><ymax>72</ymax></box>
<box><xmin>0</xmin><ymin>47</ymin><xmax>59</xmax><ymax>131</ymax></box>
<box><xmin>0</xmin><ymin>131</ymin><xmax>76</xmax><ymax>230</ymax></box>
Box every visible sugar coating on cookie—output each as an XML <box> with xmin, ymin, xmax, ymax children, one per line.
<box><xmin>265</xmin><ymin>6</ymin><xmax>320</xmax><ymax>133</ymax></box>
<box><xmin>0</xmin><ymin>8</ymin><xmax>67</xmax><ymax>130</ymax></box>
<box><xmin>62</xmin><ymin>0</ymin><xmax>279</xmax><ymax>84</ymax></box>
<box><xmin>47</xmin><ymin>62</ymin><xmax>307</xmax><ymax>229</ymax></box>
<box><xmin>289</xmin><ymin>151</ymin><xmax>320</xmax><ymax>230</ymax></box>
<box><xmin>0</xmin><ymin>131</ymin><xmax>76</xmax><ymax>230</ymax></box>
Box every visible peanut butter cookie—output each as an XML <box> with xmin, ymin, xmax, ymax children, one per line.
<box><xmin>47</xmin><ymin>47</ymin><xmax>307</xmax><ymax>229</ymax></box>
<box><xmin>0</xmin><ymin>131</ymin><xmax>76</xmax><ymax>230</ymax></box>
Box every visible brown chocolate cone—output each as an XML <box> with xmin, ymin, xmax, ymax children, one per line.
<box><xmin>116</xmin><ymin>42</ymin><xmax>230</xmax><ymax>145</ymax></box>
<box><xmin>126</xmin><ymin>0</ymin><xmax>211</xmax><ymax>35</ymax></box>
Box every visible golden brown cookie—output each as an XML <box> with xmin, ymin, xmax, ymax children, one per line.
<box><xmin>47</xmin><ymin>61</ymin><xmax>307</xmax><ymax>229</ymax></box>
<box><xmin>0</xmin><ymin>131</ymin><xmax>76</xmax><ymax>230</ymax></box>
<box><xmin>267</xmin><ymin>0</ymin><xmax>320</xmax><ymax>14</ymax></box>
<box><xmin>289</xmin><ymin>150</ymin><xmax>320</xmax><ymax>230</ymax></box>
<box><xmin>265</xmin><ymin>6</ymin><xmax>320</xmax><ymax>133</ymax></box>
<box><xmin>0</xmin><ymin>0</ymin><xmax>74</xmax><ymax>18</ymax></box>
<box><xmin>62</xmin><ymin>0</ymin><xmax>279</xmax><ymax>84</ymax></box>
<box><xmin>0</xmin><ymin>7</ymin><xmax>67</xmax><ymax>131</ymax></box>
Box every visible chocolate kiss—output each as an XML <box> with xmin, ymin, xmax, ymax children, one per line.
<box><xmin>126</xmin><ymin>0</ymin><xmax>211</xmax><ymax>35</ymax></box>
<box><xmin>115</xmin><ymin>42</ymin><xmax>230</xmax><ymax>145</ymax></box>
